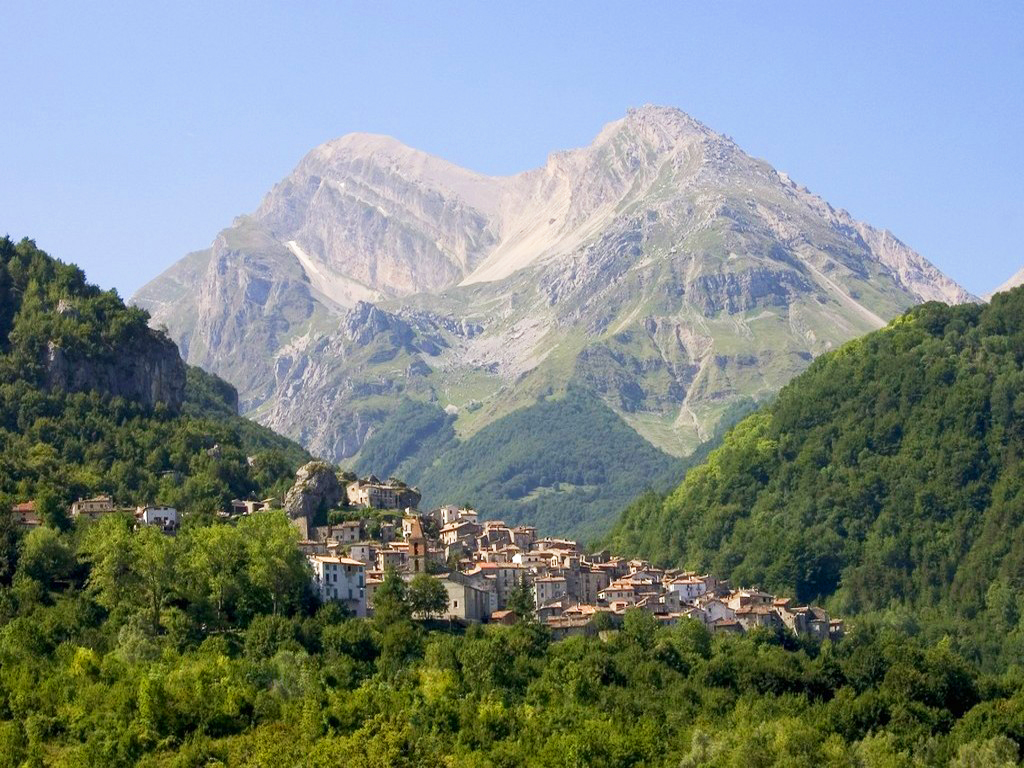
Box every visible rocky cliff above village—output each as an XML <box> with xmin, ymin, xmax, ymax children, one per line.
<box><xmin>43</xmin><ymin>331</ymin><xmax>186</xmax><ymax>412</ymax></box>
<box><xmin>134</xmin><ymin>106</ymin><xmax>978</xmax><ymax>532</ymax></box>
<box><xmin>284</xmin><ymin>461</ymin><xmax>345</xmax><ymax>534</ymax></box>
<box><xmin>1</xmin><ymin>238</ymin><xmax>187</xmax><ymax>413</ymax></box>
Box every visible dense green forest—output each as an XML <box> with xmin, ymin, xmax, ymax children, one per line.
<box><xmin>0</xmin><ymin>237</ymin><xmax>308</xmax><ymax>518</ymax></box>
<box><xmin>1</xmin><ymin>515</ymin><xmax>1022</xmax><ymax>766</ymax></box>
<box><xmin>609</xmin><ymin>288</ymin><xmax>1024</xmax><ymax>670</ymax></box>
<box><xmin>352</xmin><ymin>398</ymin><xmax>458</xmax><ymax>482</ymax></box>
<box><xmin>2</xmin><ymin>236</ymin><xmax>1021</xmax><ymax>764</ymax></box>
<box><xmin>354</xmin><ymin>390</ymin><xmax>694</xmax><ymax>541</ymax></box>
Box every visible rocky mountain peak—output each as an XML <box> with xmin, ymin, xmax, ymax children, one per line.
<box><xmin>621</xmin><ymin>104</ymin><xmax>716</xmax><ymax>142</ymax></box>
<box><xmin>136</xmin><ymin>106</ymin><xmax>977</xmax><ymax>473</ymax></box>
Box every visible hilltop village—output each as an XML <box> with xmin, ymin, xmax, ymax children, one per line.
<box><xmin>10</xmin><ymin>468</ymin><xmax>842</xmax><ymax>641</ymax></box>
<box><xmin>290</xmin><ymin>469</ymin><xmax>844</xmax><ymax>640</ymax></box>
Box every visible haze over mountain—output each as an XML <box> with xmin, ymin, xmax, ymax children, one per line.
<box><xmin>136</xmin><ymin>106</ymin><xmax>975</xmax><ymax>533</ymax></box>
<box><xmin>987</xmin><ymin>266</ymin><xmax>1024</xmax><ymax>300</ymax></box>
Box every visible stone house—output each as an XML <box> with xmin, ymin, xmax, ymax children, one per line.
<box><xmin>376</xmin><ymin>549</ymin><xmax>406</xmax><ymax>571</ymax></box>
<box><xmin>710</xmin><ymin>618</ymin><xmax>743</xmax><ymax>633</ymax></box>
<box><xmin>735</xmin><ymin>604</ymin><xmax>781</xmax><ymax>632</ymax></box>
<box><xmin>347</xmin><ymin>542</ymin><xmax>376</xmax><ymax>566</ymax></box>
<box><xmin>727</xmin><ymin>589</ymin><xmax>774</xmax><ymax>611</ymax></box>
<box><xmin>512</xmin><ymin>550</ymin><xmax>549</xmax><ymax>568</ymax></box>
<box><xmin>346</xmin><ymin>477</ymin><xmax>421</xmax><ymax>510</ymax></box>
<box><xmin>71</xmin><ymin>495</ymin><xmax>115</xmax><ymax>520</ymax></box>
<box><xmin>11</xmin><ymin>501</ymin><xmax>41</xmax><ymax>528</ymax></box>
<box><xmin>573</xmin><ymin>567</ymin><xmax>611</xmax><ymax>604</ymax></box>
<box><xmin>438</xmin><ymin>572</ymin><xmax>491</xmax><ymax>622</ymax></box>
<box><xmin>599</xmin><ymin>581</ymin><xmax>640</xmax><ymax>605</ymax></box>
<box><xmin>511</xmin><ymin>526</ymin><xmax>537</xmax><ymax>550</ymax></box>
<box><xmin>440</xmin><ymin>520</ymin><xmax>480</xmax><ymax>547</ymax></box>
<box><xmin>339</xmin><ymin>520</ymin><xmax>364</xmax><ymax>543</ymax></box>
<box><xmin>466</xmin><ymin>562</ymin><xmax>525</xmax><ymax>609</ymax></box>
<box><xmin>534</xmin><ymin>575</ymin><xmax>568</xmax><ymax>606</ymax></box>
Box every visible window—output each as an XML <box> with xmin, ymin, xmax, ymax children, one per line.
<box><xmin>453</xmin><ymin>600</ymin><xmax>458</xmax><ymax>608</ymax></box>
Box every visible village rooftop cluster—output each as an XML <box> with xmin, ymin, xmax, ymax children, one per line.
<box><xmin>300</xmin><ymin>476</ymin><xmax>845</xmax><ymax>640</ymax></box>
<box><xmin>9</xmin><ymin>477</ymin><xmax>843</xmax><ymax>640</ymax></box>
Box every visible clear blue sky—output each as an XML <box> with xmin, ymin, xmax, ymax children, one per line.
<box><xmin>2</xmin><ymin>1</ymin><xmax>1021</xmax><ymax>297</ymax></box>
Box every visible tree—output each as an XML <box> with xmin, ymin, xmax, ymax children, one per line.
<box><xmin>0</xmin><ymin>507</ymin><xmax>20</xmax><ymax>586</ymax></box>
<box><xmin>373</xmin><ymin>569</ymin><xmax>411</xmax><ymax>626</ymax></box>
<box><xmin>506</xmin><ymin>577</ymin><xmax>535</xmax><ymax>623</ymax></box>
<box><xmin>18</xmin><ymin>525</ymin><xmax>76</xmax><ymax>590</ymax></box>
<box><xmin>82</xmin><ymin>514</ymin><xmax>139</xmax><ymax>617</ymax></box>
<box><xmin>238</xmin><ymin>511</ymin><xmax>308</xmax><ymax>616</ymax></box>
<box><xmin>408</xmin><ymin>573</ymin><xmax>448</xmax><ymax>619</ymax></box>
<box><xmin>244</xmin><ymin>614</ymin><xmax>301</xmax><ymax>660</ymax></box>
<box><xmin>134</xmin><ymin>525</ymin><xmax>178</xmax><ymax>632</ymax></box>
<box><xmin>588</xmin><ymin>610</ymin><xmax>617</xmax><ymax>632</ymax></box>
<box><xmin>186</xmin><ymin>522</ymin><xmax>247</xmax><ymax>624</ymax></box>
<box><xmin>82</xmin><ymin>514</ymin><xmax>178</xmax><ymax>632</ymax></box>
<box><xmin>622</xmin><ymin>607</ymin><xmax>659</xmax><ymax>649</ymax></box>
<box><xmin>34</xmin><ymin>488</ymin><xmax>68</xmax><ymax>531</ymax></box>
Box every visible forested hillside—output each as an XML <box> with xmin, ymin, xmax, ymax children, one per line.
<box><xmin>0</xmin><ymin>237</ymin><xmax>308</xmax><ymax>518</ymax></box>
<box><xmin>1</xmin><ymin>237</ymin><xmax>1022</xmax><ymax>764</ymax></box>
<box><xmin>3</xmin><ymin>578</ymin><xmax>1022</xmax><ymax>767</ymax></box>
<box><xmin>354</xmin><ymin>390</ymin><xmax>687</xmax><ymax>540</ymax></box>
<box><xmin>609</xmin><ymin>288</ymin><xmax>1024</xmax><ymax>668</ymax></box>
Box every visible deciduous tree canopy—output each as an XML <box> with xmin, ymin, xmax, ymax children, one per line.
<box><xmin>609</xmin><ymin>288</ymin><xmax>1024</xmax><ymax>670</ymax></box>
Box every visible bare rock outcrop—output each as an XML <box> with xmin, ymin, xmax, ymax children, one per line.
<box><xmin>284</xmin><ymin>461</ymin><xmax>343</xmax><ymax>535</ymax></box>
<box><xmin>43</xmin><ymin>331</ymin><xmax>186</xmax><ymax>412</ymax></box>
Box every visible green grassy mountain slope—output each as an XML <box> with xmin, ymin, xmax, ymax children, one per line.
<box><xmin>354</xmin><ymin>390</ymin><xmax>688</xmax><ymax>539</ymax></box>
<box><xmin>608</xmin><ymin>287</ymin><xmax>1023</xmax><ymax>668</ymax></box>
<box><xmin>0</xmin><ymin>237</ymin><xmax>308</xmax><ymax>517</ymax></box>
<box><xmin>353</xmin><ymin>391</ymin><xmax>755</xmax><ymax>539</ymax></box>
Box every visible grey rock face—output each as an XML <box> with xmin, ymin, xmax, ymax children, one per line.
<box><xmin>136</xmin><ymin>105</ymin><xmax>978</xmax><ymax>462</ymax></box>
<box><xmin>343</xmin><ymin>301</ymin><xmax>414</xmax><ymax>346</ymax></box>
<box><xmin>43</xmin><ymin>332</ymin><xmax>186</xmax><ymax>412</ymax></box>
<box><xmin>284</xmin><ymin>461</ymin><xmax>343</xmax><ymax>531</ymax></box>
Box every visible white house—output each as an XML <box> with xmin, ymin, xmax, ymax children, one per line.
<box><xmin>309</xmin><ymin>555</ymin><xmax>366</xmax><ymax>617</ymax></box>
<box><xmin>347</xmin><ymin>542</ymin><xmax>376</xmax><ymax>566</ymax></box>
<box><xmin>136</xmin><ymin>506</ymin><xmax>178</xmax><ymax>532</ymax></box>
<box><xmin>696</xmin><ymin>596</ymin><xmax>736</xmax><ymax>625</ymax></box>
<box><xmin>666</xmin><ymin>576</ymin><xmax>708</xmax><ymax>604</ymax></box>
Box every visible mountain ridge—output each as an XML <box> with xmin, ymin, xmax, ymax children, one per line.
<box><xmin>986</xmin><ymin>266</ymin><xmax>1024</xmax><ymax>300</ymax></box>
<box><xmin>135</xmin><ymin>105</ymin><xmax>977</xmax><ymax>535</ymax></box>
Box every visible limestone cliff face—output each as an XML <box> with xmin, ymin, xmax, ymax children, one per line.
<box><xmin>43</xmin><ymin>330</ymin><xmax>186</xmax><ymax>412</ymax></box>
<box><xmin>136</xmin><ymin>105</ymin><xmax>978</xmax><ymax>462</ymax></box>
<box><xmin>284</xmin><ymin>461</ymin><xmax>343</xmax><ymax>536</ymax></box>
